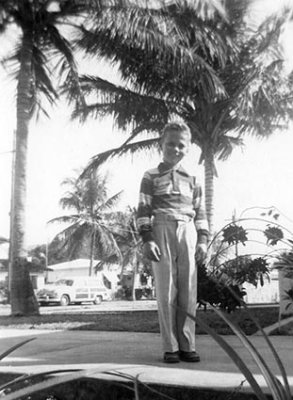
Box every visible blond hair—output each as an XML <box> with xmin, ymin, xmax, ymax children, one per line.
<box><xmin>161</xmin><ymin>122</ymin><xmax>191</xmax><ymax>142</ymax></box>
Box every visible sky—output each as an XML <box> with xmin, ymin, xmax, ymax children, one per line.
<box><xmin>1</xmin><ymin>0</ymin><xmax>293</xmax><ymax>255</ymax></box>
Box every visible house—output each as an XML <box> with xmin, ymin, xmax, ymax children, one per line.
<box><xmin>243</xmin><ymin>269</ymin><xmax>279</xmax><ymax>304</ymax></box>
<box><xmin>46</xmin><ymin>259</ymin><xmax>98</xmax><ymax>281</ymax></box>
<box><xmin>0</xmin><ymin>258</ymin><xmax>46</xmax><ymax>290</ymax></box>
<box><xmin>46</xmin><ymin>258</ymin><xmax>121</xmax><ymax>296</ymax></box>
<box><xmin>0</xmin><ymin>243</ymin><xmax>9</xmax><ymax>283</ymax></box>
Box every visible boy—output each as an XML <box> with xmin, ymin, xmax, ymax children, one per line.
<box><xmin>137</xmin><ymin>122</ymin><xmax>209</xmax><ymax>363</ymax></box>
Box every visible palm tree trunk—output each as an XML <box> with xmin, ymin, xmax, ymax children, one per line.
<box><xmin>131</xmin><ymin>259</ymin><xmax>138</xmax><ymax>301</ymax></box>
<box><xmin>89</xmin><ymin>228</ymin><xmax>96</xmax><ymax>276</ymax></box>
<box><xmin>130</xmin><ymin>223</ymin><xmax>138</xmax><ymax>300</ymax></box>
<box><xmin>204</xmin><ymin>146</ymin><xmax>215</xmax><ymax>238</ymax></box>
<box><xmin>10</xmin><ymin>33</ymin><xmax>39</xmax><ymax>316</ymax></box>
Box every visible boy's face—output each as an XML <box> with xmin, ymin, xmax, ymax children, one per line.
<box><xmin>161</xmin><ymin>130</ymin><xmax>190</xmax><ymax>167</ymax></box>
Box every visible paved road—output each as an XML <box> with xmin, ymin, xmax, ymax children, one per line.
<box><xmin>1</xmin><ymin>329</ymin><xmax>292</xmax><ymax>375</ymax></box>
<box><xmin>0</xmin><ymin>301</ymin><xmax>279</xmax><ymax>316</ymax></box>
<box><xmin>0</xmin><ymin>300</ymin><xmax>158</xmax><ymax>316</ymax></box>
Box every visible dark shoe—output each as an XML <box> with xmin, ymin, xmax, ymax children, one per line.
<box><xmin>163</xmin><ymin>351</ymin><xmax>180</xmax><ymax>363</ymax></box>
<box><xmin>179</xmin><ymin>350</ymin><xmax>200</xmax><ymax>362</ymax></box>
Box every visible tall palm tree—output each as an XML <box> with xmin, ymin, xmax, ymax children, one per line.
<box><xmin>49</xmin><ymin>172</ymin><xmax>123</xmax><ymax>276</ymax></box>
<box><xmin>1</xmin><ymin>0</ymin><xmax>176</xmax><ymax>314</ymax></box>
<box><xmin>73</xmin><ymin>1</ymin><xmax>293</xmax><ymax>235</ymax></box>
<box><xmin>0</xmin><ymin>1</ymin><xmax>92</xmax><ymax>315</ymax></box>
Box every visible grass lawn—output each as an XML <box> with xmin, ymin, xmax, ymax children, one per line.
<box><xmin>0</xmin><ymin>305</ymin><xmax>283</xmax><ymax>335</ymax></box>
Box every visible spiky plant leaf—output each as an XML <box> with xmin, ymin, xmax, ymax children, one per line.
<box><xmin>0</xmin><ymin>338</ymin><xmax>35</xmax><ymax>362</ymax></box>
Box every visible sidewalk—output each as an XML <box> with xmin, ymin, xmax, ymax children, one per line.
<box><xmin>0</xmin><ymin>329</ymin><xmax>293</xmax><ymax>396</ymax></box>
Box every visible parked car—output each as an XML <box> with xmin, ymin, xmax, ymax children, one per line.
<box><xmin>36</xmin><ymin>277</ymin><xmax>112</xmax><ymax>306</ymax></box>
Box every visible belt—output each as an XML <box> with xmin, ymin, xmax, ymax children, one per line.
<box><xmin>153</xmin><ymin>214</ymin><xmax>193</xmax><ymax>223</ymax></box>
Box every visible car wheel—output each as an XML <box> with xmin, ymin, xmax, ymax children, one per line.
<box><xmin>60</xmin><ymin>295</ymin><xmax>70</xmax><ymax>306</ymax></box>
<box><xmin>94</xmin><ymin>295</ymin><xmax>102</xmax><ymax>305</ymax></box>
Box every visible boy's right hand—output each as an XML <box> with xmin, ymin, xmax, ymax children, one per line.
<box><xmin>143</xmin><ymin>241</ymin><xmax>161</xmax><ymax>262</ymax></box>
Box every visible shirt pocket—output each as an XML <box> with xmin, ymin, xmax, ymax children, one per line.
<box><xmin>153</xmin><ymin>177</ymin><xmax>172</xmax><ymax>195</ymax></box>
<box><xmin>179</xmin><ymin>180</ymin><xmax>193</xmax><ymax>197</ymax></box>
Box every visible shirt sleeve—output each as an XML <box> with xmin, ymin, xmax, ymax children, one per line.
<box><xmin>193</xmin><ymin>181</ymin><xmax>209</xmax><ymax>243</ymax></box>
<box><xmin>137</xmin><ymin>171</ymin><xmax>154</xmax><ymax>243</ymax></box>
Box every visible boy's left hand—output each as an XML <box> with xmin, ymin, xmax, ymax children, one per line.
<box><xmin>195</xmin><ymin>243</ymin><xmax>207</xmax><ymax>264</ymax></box>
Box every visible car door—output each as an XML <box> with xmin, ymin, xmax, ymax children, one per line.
<box><xmin>74</xmin><ymin>278</ymin><xmax>90</xmax><ymax>302</ymax></box>
<box><xmin>88</xmin><ymin>279</ymin><xmax>99</xmax><ymax>301</ymax></box>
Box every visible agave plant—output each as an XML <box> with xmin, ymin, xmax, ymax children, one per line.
<box><xmin>188</xmin><ymin>302</ymin><xmax>292</xmax><ymax>400</ymax></box>
<box><xmin>0</xmin><ymin>339</ymin><xmax>172</xmax><ymax>400</ymax></box>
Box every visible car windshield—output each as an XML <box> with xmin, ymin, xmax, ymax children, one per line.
<box><xmin>54</xmin><ymin>279</ymin><xmax>74</xmax><ymax>286</ymax></box>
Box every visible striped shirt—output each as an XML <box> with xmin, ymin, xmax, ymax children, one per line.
<box><xmin>137</xmin><ymin>162</ymin><xmax>209</xmax><ymax>243</ymax></box>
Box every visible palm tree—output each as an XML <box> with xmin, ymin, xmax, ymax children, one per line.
<box><xmin>0</xmin><ymin>0</ymin><xmax>93</xmax><ymax>315</ymax></box>
<box><xmin>111</xmin><ymin>207</ymin><xmax>150</xmax><ymax>300</ymax></box>
<box><xmin>1</xmin><ymin>0</ymin><xmax>172</xmax><ymax>314</ymax></box>
<box><xmin>72</xmin><ymin>1</ymin><xmax>293</xmax><ymax>235</ymax></box>
<box><xmin>48</xmin><ymin>172</ymin><xmax>123</xmax><ymax>276</ymax></box>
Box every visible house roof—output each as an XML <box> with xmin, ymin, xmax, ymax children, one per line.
<box><xmin>48</xmin><ymin>259</ymin><xmax>100</xmax><ymax>270</ymax></box>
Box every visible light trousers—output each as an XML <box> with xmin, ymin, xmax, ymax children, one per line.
<box><xmin>152</xmin><ymin>216</ymin><xmax>198</xmax><ymax>353</ymax></box>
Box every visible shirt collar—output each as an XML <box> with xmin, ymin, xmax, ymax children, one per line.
<box><xmin>158</xmin><ymin>162</ymin><xmax>189</xmax><ymax>176</ymax></box>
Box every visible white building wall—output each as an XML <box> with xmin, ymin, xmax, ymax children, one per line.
<box><xmin>47</xmin><ymin>267</ymin><xmax>90</xmax><ymax>282</ymax></box>
<box><xmin>243</xmin><ymin>277</ymin><xmax>279</xmax><ymax>304</ymax></box>
<box><xmin>0</xmin><ymin>271</ymin><xmax>7</xmax><ymax>282</ymax></box>
<box><xmin>46</xmin><ymin>260</ymin><xmax>120</xmax><ymax>296</ymax></box>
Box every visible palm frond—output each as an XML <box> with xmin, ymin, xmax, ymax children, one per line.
<box><xmin>47</xmin><ymin>214</ymin><xmax>81</xmax><ymax>225</ymax></box>
<box><xmin>56</xmin><ymin>0</ymin><xmax>98</xmax><ymax>18</ymax></box>
<box><xmin>0</xmin><ymin>236</ymin><xmax>9</xmax><ymax>244</ymax></box>
<box><xmin>94</xmin><ymin>225</ymin><xmax>122</xmax><ymax>262</ymax></box>
<box><xmin>59</xmin><ymin>191</ymin><xmax>83</xmax><ymax>212</ymax></box>
<box><xmin>45</xmin><ymin>22</ymin><xmax>85</xmax><ymax>108</ymax></box>
<box><xmin>32</xmin><ymin>45</ymin><xmax>58</xmax><ymax>99</ymax></box>
<box><xmin>49</xmin><ymin>222</ymin><xmax>81</xmax><ymax>250</ymax></box>
<box><xmin>119</xmin><ymin>122</ymin><xmax>165</xmax><ymax>147</ymax></box>
<box><xmin>0</xmin><ymin>2</ymin><xmax>13</xmax><ymax>34</ymax></box>
<box><xmin>122</xmin><ymin>239</ymin><xmax>143</xmax><ymax>267</ymax></box>
<box><xmin>50</xmin><ymin>222</ymin><xmax>92</xmax><ymax>260</ymax></box>
<box><xmin>95</xmin><ymin>253</ymin><xmax>121</xmax><ymax>271</ymax></box>
<box><xmin>81</xmin><ymin>177</ymin><xmax>107</xmax><ymax>209</ymax></box>
<box><xmin>216</xmin><ymin>135</ymin><xmax>244</xmax><ymax>161</ymax></box>
<box><xmin>98</xmin><ymin>190</ymin><xmax>124</xmax><ymax>213</ymax></box>
<box><xmin>76</xmin><ymin>2</ymin><xmax>230</xmax><ymax>100</ymax></box>
<box><xmin>72</xmin><ymin>75</ymin><xmax>171</xmax><ymax>126</ymax></box>
<box><xmin>81</xmin><ymin>138</ymin><xmax>160</xmax><ymax>177</ymax></box>
<box><xmin>1</xmin><ymin>0</ymin><xmax>88</xmax><ymax>121</ymax></box>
